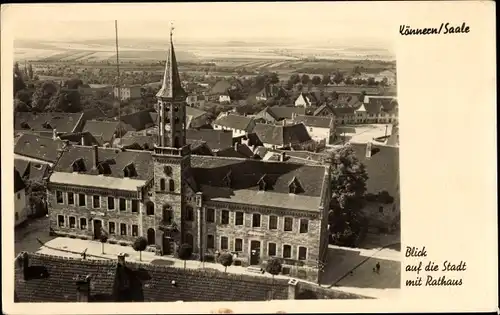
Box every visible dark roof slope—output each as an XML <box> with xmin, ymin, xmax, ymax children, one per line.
<box><xmin>253</xmin><ymin>123</ymin><xmax>311</xmax><ymax>146</ymax></box>
<box><xmin>213</xmin><ymin>114</ymin><xmax>255</xmax><ymax>131</ymax></box>
<box><xmin>268</xmin><ymin>106</ymin><xmax>306</xmax><ymax>120</ymax></box>
<box><xmin>14</xmin><ymin>159</ymin><xmax>30</xmax><ymax>178</ymax></box>
<box><xmin>14</xmin><ymin>169</ymin><xmax>26</xmax><ymax>193</ymax></box>
<box><xmin>210</xmin><ymin>80</ymin><xmax>232</xmax><ymax>94</ymax></box>
<box><xmin>54</xmin><ymin>146</ymin><xmax>153</xmax><ymax>180</ymax></box>
<box><xmin>120</xmin><ymin>134</ymin><xmax>156</xmax><ymax>150</ymax></box>
<box><xmin>293</xmin><ymin>115</ymin><xmax>332</xmax><ymax>129</ymax></box>
<box><xmin>14</xmin><ymin>134</ymin><xmax>66</xmax><ymax>163</ymax></box>
<box><xmin>186</xmin><ymin>129</ymin><xmax>233</xmax><ymax>151</ymax></box>
<box><xmin>82</xmin><ymin>120</ymin><xmax>120</xmax><ymax>144</ymax></box>
<box><xmin>15</xmin><ymin>159</ymin><xmax>50</xmax><ymax>182</ymax></box>
<box><xmin>350</xmin><ymin>143</ymin><xmax>399</xmax><ymax>197</ymax></box>
<box><xmin>191</xmin><ymin>155</ymin><xmax>325</xmax><ymax>197</ymax></box>
<box><xmin>120</xmin><ymin>109</ymin><xmax>156</xmax><ymax>131</ymax></box>
<box><xmin>59</xmin><ymin>132</ymin><xmax>100</xmax><ymax>146</ymax></box>
<box><xmin>14</xmin><ymin>112</ymin><xmax>84</xmax><ymax>133</ymax></box>
<box><xmin>14</xmin><ymin>253</ymin><xmax>117</xmax><ymax>302</ymax></box>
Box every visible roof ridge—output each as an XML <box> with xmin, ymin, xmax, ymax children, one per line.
<box><xmin>27</xmin><ymin>252</ymin><xmax>118</xmax><ymax>266</ymax></box>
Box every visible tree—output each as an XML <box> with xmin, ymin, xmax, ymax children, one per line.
<box><xmin>218</xmin><ymin>252</ymin><xmax>233</xmax><ymax>273</ymax></box>
<box><xmin>14</xmin><ymin>63</ymin><xmax>26</xmax><ymax>97</ymax></box>
<box><xmin>133</xmin><ymin>236</ymin><xmax>148</xmax><ymax>261</ymax></box>
<box><xmin>344</xmin><ymin>76</ymin><xmax>354</xmax><ymax>85</ymax></box>
<box><xmin>300</xmin><ymin>74</ymin><xmax>310</xmax><ymax>85</ymax></box>
<box><xmin>14</xmin><ymin>99</ymin><xmax>30</xmax><ymax>112</ymax></box>
<box><xmin>321</xmin><ymin>74</ymin><xmax>331</xmax><ymax>85</ymax></box>
<box><xmin>28</xmin><ymin>64</ymin><xmax>34</xmax><ymax>80</ymax></box>
<box><xmin>265</xmin><ymin>258</ymin><xmax>282</xmax><ymax>299</ymax></box>
<box><xmin>333</xmin><ymin>72</ymin><xmax>344</xmax><ymax>85</ymax></box>
<box><xmin>311</xmin><ymin>76</ymin><xmax>321</xmax><ymax>86</ymax></box>
<box><xmin>178</xmin><ymin>243</ymin><xmax>193</xmax><ymax>270</ymax></box>
<box><xmin>99</xmin><ymin>230</ymin><xmax>108</xmax><ymax>254</ymax></box>
<box><xmin>367</xmin><ymin>77</ymin><xmax>377</xmax><ymax>86</ymax></box>
<box><xmin>326</xmin><ymin>145</ymin><xmax>368</xmax><ymax>247</ymax></box>
<box><xmin>289</xmin><ymin>74</ymin><xmax>301</xmax><ymax>85</ymax></box>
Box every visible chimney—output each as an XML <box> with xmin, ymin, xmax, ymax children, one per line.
<box><xmin>16</xmin><ymin>252</ymin><xmax>29</xmax><ymax>280</ymax></box>
<box><xmin>92</xmin><ymin>145</ymin><xmax>98</xmax><ymax>168</ymax></box>
<box><xmin>75</xmin><ymin>275</ymin><xmax>91</xmax><ymax>302</ymax></box>
<box><xmin>117</xmin><ymin>252</ymin><xmax>126</xmax><ymax>265</ymax></box>
<box><xmin>279</xmin><ymin>152</ymin><xmax>286</xmax><ymax>162</ymax></box>
<box><xmin>52</xmin><ymin>129</ymin><xmax>57</xmax><ymax>140</ymax></box>
<box><xmin>282</xmin><ymin>119</ymin><xmax>286</xmax><ymax>126</ymax></box>
<box><xmin>234</xmin><ymin>142</ymin><xmax>239</xmax><ymax>151</ymax></box>
<box><xmin>287</xmin><ymin>278</ymin><xmax>299</xmax><ymax>300</ymax></box>
<box><xmin>292</xmin><ymin>112</ymin><xmax>296</xmax><ymax>120</ymax></box>
<box><xmin>81</xmin><ymin>135</ymin><xmax>85</xmax><ymax>146</ymax></box>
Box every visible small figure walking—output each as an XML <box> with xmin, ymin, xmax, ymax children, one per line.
<box><xmin>375</xmin><ymin>262</ymin><xmax>381</xmax><ymax>274</ymax></box>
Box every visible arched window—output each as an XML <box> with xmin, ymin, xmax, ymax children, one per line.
<box><xmin>163</xmin><ymin>204</ymin><xmax>172</xmax><ymax>225</ymax></box>
<box><xmin>185</xmin><ymin>206</ymin><xmax>194</xmax><ymax>221</ymax></box>
<box><xmin>169</xmin><ymin>179</ymin><xmax>175</xmax><ymax>192</ymax></box>
<box><xmin>147</xmin><ymin>228</ymin><xmax>156</xmax><ymax>245</ymax></box>
<box><xmin>185</xmin><ymin>233</ymin><xmax>194</xmax><ymax>247</ymax></box>
<box><xmin>160</xmin><ymin>178</ymin><xmax>166</xmax><ymax>191</ymax></box>
<box><xmin>146</xmin><ymin>202</ymin><xmax>155</xmax><ymax>216</ymax></box>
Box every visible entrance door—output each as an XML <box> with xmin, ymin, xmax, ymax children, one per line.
<box><xmin>250</xmin><ymin>240</ymin><xmax>261</xmax><ymax>265</ymax></box>
<box><xmin>93</xmin><ymin>220</ymin><xmax>102</xmax><ymax>240</ymax></box>
<box><xmin>162</xmin><ymin>236</ymin><xmax>173</xmax><ymax>255</ymax></box>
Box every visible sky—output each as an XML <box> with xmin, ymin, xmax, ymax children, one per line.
<box><xmin>6</xmin><ymin>2</ymin><xmax>398</xmax><ymax>48</ymax></box>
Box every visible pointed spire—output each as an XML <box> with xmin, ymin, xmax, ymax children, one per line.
<box><xmin>156</xmin><ymin>22</ymin><xmax>186</xmax><ymax>100</ymax></box>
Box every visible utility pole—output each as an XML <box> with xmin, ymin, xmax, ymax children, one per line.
<box><xmin>115</xmin><ymin>20</ymin><xmax>122</xmax><ymax>138</ymax></box>
<box><xmin>385</xmin><ymin>124</ymin><xmax>388</xmax><ymax>137</ymax></box>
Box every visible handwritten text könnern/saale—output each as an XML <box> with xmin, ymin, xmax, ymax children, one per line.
<box><xmin>400</xmin><ymin>22</ymin><xmax>470</xmax><ymax>36</ymax></box>
<box><xmin>404</xmin><ymin>246</ymin><xmax>467</xmax><ymax>287</ymax></box>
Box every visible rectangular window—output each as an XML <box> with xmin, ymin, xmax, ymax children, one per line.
<box><xmin>206</xmin><ymin>208</ymin><xmax>215</xmax><ymax>223</ymax></box>
<box><xmin>69</xmin><ymin>217</ymin><xmax>76</xmax><ymax>228</ymax></box>
<box><xmin>221</xmin><ymin>210</ymin><xmax>229</xmax><ymax>225</ymax></box>
<box><xmin>298</xmin><ymin>246</ymin><xmax>307</xmax><ymax>261</ymax></box>
<box><xmin>132</xmin><ymin>225</ymin><xmax>138</xmax><ymax>237</ymax></box>
<box><xmin>93</xmin><ymin>195</ymin><xmax>100</xmax><ymax>208</ymax></box>
<box><xmin>68</xmin><ymin>192</ymin><xmax>74</xmax><ymax>205</ymax></box>
<box><xmin>299</xmin><ymin>219</ymin><xmax>309</xmax><ymax>233</ymax></box>
<box><xmin>235</xmin><ymin>238</ymin><xmax>243</xmax><ymax>252</ymax></box>
<box><xmin>269</xmin><ymin>215</ymin><xmax>278</xmax><ymax>230</ymax></box>
<box><xmin>80</xmin><ymin>218</ymin><xmax>87</xmax><ymax>230</ymax></box>
<box><xmin>268</xmin><ymin>242</ymin><xmax>277</xmax><ymax>257</ymax></box>
<box><xmin>78</xmin><ymin>194</ymin><xmax>86</xmax><ymax>206</ymax></box>
<box><xmin>109</xmin><ymin>222</ymin><xmax>115</xmax><ymax>234</ymax></box>
<box><xmin>108</xmin><ymin>197</ymin><xmax>115</xmax><ymax>210</ymax></box>
<box><xmin>235</xmin><ymin>212</ymin><xmax>244</xmax><ymax>225</ymax></box>
<box><xmin>252</xmin><ymin>213</ymin><xmax>261</xmax><ymax>228</ymax></box>
<box><xmin>119</xmin><ymin>198</ymin><xmax>126</xmax><ymax>211</ymax></box>
<box><xmin>132</xmin><ymin>200</ymin><xmax>139</xmax><ymax>213</ymax></box>
<box><xmin>58</xmin><ymin>215</ymin><xmax>64</xmax><ymax>227</ymax></box>
<box><xmin>284</xmin><ymin>217</ymin><xmax>293</xmax><ymax>231</ymax></box>
<box><xmin>120</xmin><ymin>223</ymin><xmax>127</xmax><ymax>235</ymax></box>
<box><xmin>283</xmin><ymin>245</ymin><xmax>292</xmax><ymax>259</ymax></box>
<box><xmin>56</xmin><ymin>191</ymin><xmax>63</xmax><ymax>204</ymax></box>
<box><xmin>207</xmin><ymin>235</ymin><xmax>214</xmax><ymax>249</ymax></box>
<box><xmin>220</xmin><ymin>236</ymin><xmax>228</xmax><ymax>250</ymax></box>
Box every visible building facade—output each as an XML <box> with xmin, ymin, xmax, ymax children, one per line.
<box><xmin>114</xmin><ymin>86</ymin><xmax>142</xmax><ymax>101</ymax></box>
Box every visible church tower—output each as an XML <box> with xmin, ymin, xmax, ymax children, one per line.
<box><xmin>152</xmin><ymin>24</ymin><xmax>191</xmax><ymax>256</ymax></box>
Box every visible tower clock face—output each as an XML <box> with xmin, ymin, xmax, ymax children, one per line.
<box><xmin>165</xmin><ymin>125</ymin><xmax>171</xmax><ymax>131</ymax></box>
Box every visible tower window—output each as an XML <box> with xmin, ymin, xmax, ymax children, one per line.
<box><xmin>168</xmin><ymin>179</ymin><xmax>175</xmax><ymax>192</ymax></box>
<box><xmin>160</xmin><ymin>178</ymin><xmax>166</xmax><ymax>191</ymax></box>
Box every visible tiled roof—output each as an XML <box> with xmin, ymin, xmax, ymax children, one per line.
<box><xmin>313</xmin><ymin>104</ymin><xmax>333</xmax><ymax>116</ymax></box>
<box><xmin>14</xmin><ymin>134</ymin><xmax>66</xmax><ymax>163</ymax></box>
<box><xmin>215</xmin><ymin>143</ymin><xmax>255</xmax><ymax>159</ymax></box>
<box><xmin>82</xmin><ymin>121</ymin><xmax>121</xmax><ymax>144</ymax></box>
<box><xmin>253</xmin><ymin>123</ymin><xmax>311</xmax><ymax>146</ymax></box>
<box><xmin>59</xmin><ymin>132</ymin><xmax>100</xmax><ymax>146</ymax></box>
<box><xmin>210</xmin><ymin>80</ymin><xmax>232</xmax><ymax>94</ymax></box>
<box><xmin>14</xmin><ymin>252</ymin><xmax>292</xmax><ymax>302</ymax></box>
<box><xmin>15</xmin><ymin>253</ymin><xmax>118</xmax><ymax>302</ymax></box>
<box><xmin>53</xmin><ymin>145</ymin><xmax>153</xmax><ymax>181</ymax></box>
<box><xmin>186</xmin><ymin>106</ymin><xmax>209</xmax><ymax>119</ymax></box>
<box><xmin>191</xmin><ymin>155</ymin><xmax>326</xmax><ymax>198</ymax></box>
<box><xmin>14</xmin><ymin>169</ymin><xmax>26</xmax><ymax>193</ymax></box>
<box><xmin>185</xmin><ymin>129</ymin><xmax>233</xmax><ymax>151</ymax></box>
<box><xmin>120</xmin><ymin>134</ymin><xmax>156</xmax><ymax>150</ymax></box>
<box><xmin>120</xmin><ymin>109</ymin><xmax>156</xmax><ymax>131</ymax></box>
<box><xmin>213</xmin><ymin>114</ymin><xmax>255</xmax><ymax>132</ymax></box>
<box><xmin>15</xmin><ymin>158</ymin><xmax>50</xmax><ymax>182</ymax></box>
<box><xmin>50</xmin><ymin>172</ymin><xmax>148</xmax><ymax>191</ymax></box>
<box><xmin>331</xmin><ymin>107</ymin><xmax>356</xmax><ymax>116</ymax></box>
<box><xmin>14</xmin><ymin>112</ymin><xmax>84</xmax><ymax>133</ymax></box>
<box><xmin>350</xmin><ymin>143</ymin><xmax>399</xmax><ymax>197</ymax></box>
<box><xmin>266</xmin><ymin>106</ymin><xmax>306</xmax><ymax>120</ymax></box>
<box><xmin>293</xmin><ymin>115</ymin><xmax>332</xmax><ymax>129</ymax></box>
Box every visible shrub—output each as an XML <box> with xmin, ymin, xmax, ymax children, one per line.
<box><xmin>133</xmin><ymin>236</ymin><xmax>148</xmax><ymax>261</ymax></box>
<box><xmin>218</xmin><ymin>252</ymin><xmax>233</xmax><ymax>273</ymax></box>
<box><xmin>177</xmin><ymin>243</ymin><xmax>193</xmax><ymax>270</ymax></box>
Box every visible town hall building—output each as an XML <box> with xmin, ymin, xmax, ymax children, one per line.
<box><xmin>47</xmin><ymin>29</ymin><xmax>331</xmax><ymax>283</ymax></box>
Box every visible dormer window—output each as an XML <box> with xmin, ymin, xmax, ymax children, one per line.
<box><xmin>257</xmin><ymin>175</ymin><xmax>268</xmax><ymax>191</ymax></box>
<box><xmin>42</xmin><ymin>122</ymin><xmax>52</xmax><ymax>129</ymax></box>
<box><xmin>288</xmin><ymin>177</ymin><xmax>303</xmax><ymax>194</ymax></box>
<box><xmin>223</xmin><ymin>170</ymin><xmax>232</xmax><ymax>187</ymax></box>
<box><xmin>123</xmin><ymin>163</ymin><xmax>137</xmax><ymax>178</ymax></box>
<box><xmin>20</xmin><ymin>121</ymin><xmax>30</xmax><ymax>129</ymax></box>
<box><xmin>72</xmin><ymin>158</ymin><xmax>86</xmax><ymax>173</ymax></box>
<box><xmin>97</xmin><ymin>162</ymin><xmax>112</xmax><ymax>175</ymax></box>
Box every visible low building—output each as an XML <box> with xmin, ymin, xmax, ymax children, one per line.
<box><xmin>14</xmin><ymin>133</ymin><xmax>67</xmax><ymax>166</ymax></box>
<box><xmin>252</xmin><ymin>122</ymin><xmax>315</xmax><ymax>150</ymax></box>
<box><xmin>185</xmin><ymin>106</ymin><xmax>211</xmax><ymax>129</ymax></box>
<box><xmin>186</xmin><ymin>95</ymin><xmax>206</xmax><ymax>108</ymax></box>
<box><xmin>114</xmin><ymin>85</ymin><xmax>142</xmax><ymax>101</ymax></box>
<box><xmin>213</xmin><ymin>113</ymin><xmax>256</xmax><ymax>138</ymax></box>
<box><xmin>219</xmin><ymin>94</ymin><xmax>231</xmax><ymax>104</ymax></box>
<box><xmin>14</xmin><ymin>252</ymin><xmax>368</xmax><ymax>302</ymax></box>
<box><xmin>185</xmin><ymin>129</ymin><xmax>233</xmax><ymax>153</ymax></box>
<box><xmin>14</xmin><ymin>169</ymin><xmax>28</xmax><ymax>227</ymax></box>
<box><xmin>254</xmin><ymin>106</ymin><xmax>306</xmax><ymax>124</ymax></box>
<box><xmin>15</xmin><ymin>158</ymin><xmax>50</xmax><ymax>183</ymax></box>
<box><xmin>354</xmin><ymin>97</ymin><xmax>398</xmax><ymax>124</ymax></box>
<box><xmin>14</xmin><ymin>112</ymin><xmax>87</xmax><ymax>136</ymax></box>
<box><xmin>294</xmin><ymin>93</ymin><xmax>314</xmax><ymax>108</ymax></box>
<box><xmin>292</xmin><ymin>114</ymin><xmax>335</xmax><ymax>145</ymax></box>
<box><xmin>82</xmin><ymin>120</ymin><xmax>126</xmax><ymax>146</ymax></box>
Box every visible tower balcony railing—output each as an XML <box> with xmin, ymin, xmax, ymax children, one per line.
<box><xmin>153</xmin><ymin>144</ymin><xmax>191</xmax><ymax>156</ymax></box>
